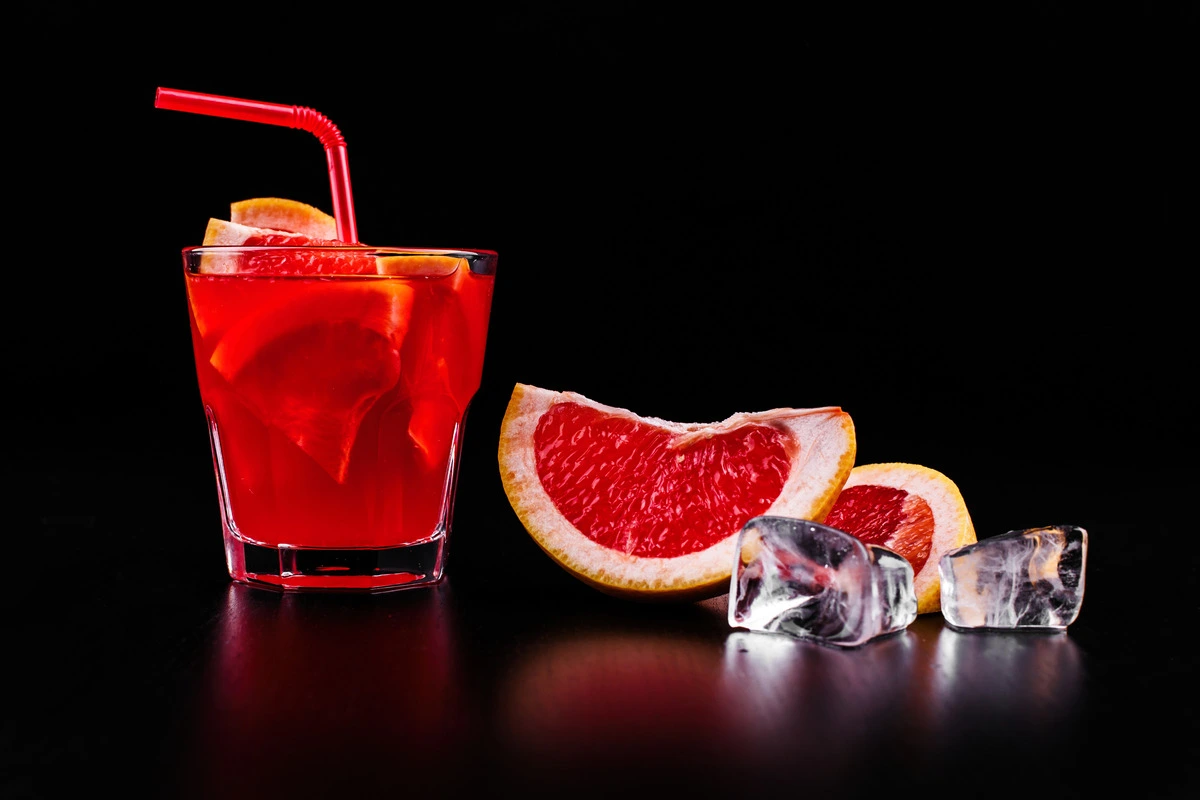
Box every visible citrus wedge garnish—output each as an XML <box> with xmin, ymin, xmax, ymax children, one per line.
<box><xmin>230</xmin><ymin>197</ymin><xmax>338</xmax><ymax>239</ymax></box>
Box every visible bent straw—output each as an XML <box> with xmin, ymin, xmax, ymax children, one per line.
<box><xmin>155</xmin><ymin>87</ymin><xmax>358</xmax><ymax>243</ymax></box>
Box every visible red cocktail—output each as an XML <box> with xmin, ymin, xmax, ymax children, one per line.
<box><xmin>184</xmin><ymin>243</ymin><xmax>496</xmax><ymax>590</ymax></box>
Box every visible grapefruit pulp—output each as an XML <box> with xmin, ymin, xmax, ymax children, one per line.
<box><xmin>498</xmin><ymin>383</ymin><xmax>857</xmax><ymax>601</ymax></box>
<box><xmin>824</xmin><ymin>462</ymin><xmax>977</xmax><ymax>614</ymax></box>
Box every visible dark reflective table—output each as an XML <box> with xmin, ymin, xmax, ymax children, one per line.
<box><xmin>7</xmin><ymin>475</ymin><xmax>1195</xmax><ymax>799</ymax></box>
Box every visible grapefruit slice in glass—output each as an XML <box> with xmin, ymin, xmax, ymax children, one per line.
<box><xmin>387</xmin><ymin>258</ymin><xmax>492</xmax><ymax>461</ymax></box>
<box><xmin>210</xmin><ymin>282</ymin><xmax>415</xmax><ymax>483</ymax></box>
<box><xmin>498</xmin><ymin>383</ymin><xmax>857</xmax><ymax>601</ymax></box>
<box><xmin>824</xmin><ymin>462</ymin><xmax>978</xmax><ymax>614</ymax></box>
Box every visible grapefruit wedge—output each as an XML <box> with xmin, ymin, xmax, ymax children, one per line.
<box><xmin>824</xmin><ymin>462</ymin><xmax>977</xmax><ymax>614</ymax></box>
<box><xmin>230</xmin><ymin>196</ymin><xmax>338</xmax><ymax>239</ymax></box>
<box><xmin>498</xmin><ymin>383</ymin><xmax>857</xmax><ymax>601</ymax></box>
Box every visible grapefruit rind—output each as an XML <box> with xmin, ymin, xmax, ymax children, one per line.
<box><xmin>498</xmin><ymin>383</ymin><xmax>857</xmax><ymax>601</ymax></box>
<box><xmin>840</xmin><ymin>462</ymin><xmax>977</xmax><ymax>614</ymax></box>
<box><xmin>376</xmin><ymin>255</ymin><xmax>464</xmax><ymax>277</ymax></box>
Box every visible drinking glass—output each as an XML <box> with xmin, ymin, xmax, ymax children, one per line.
<box><xmin>182</xmin><ymin>245</ymin><xmax>497</xmax><ymax>591</ymax></box>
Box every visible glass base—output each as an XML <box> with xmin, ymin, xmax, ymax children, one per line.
<box><xmin>224</xmin><ymin>535</ymin><xmax>447</xmax><ymax>593</ymax></box>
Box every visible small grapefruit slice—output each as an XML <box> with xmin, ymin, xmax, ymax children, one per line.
<box><xmin>823</xmin><ymin>462</ymin><xmax>977</xmax><ymax>615</ymax></box>
<box><xmin>376</xmin><ymin>254</ymin><xmax>465</xmax><ymax>277</ymax></box>
<box><xmin>230</xmin><ymin>197</ymin><xmax>338</xmax><ymax>239</ymax></box>
<box><xmin>498</xmin><ymin>383</ymin><xmax>857</xmax><ymax>601</ymax></box>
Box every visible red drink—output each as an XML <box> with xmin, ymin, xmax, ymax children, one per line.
<box><xmin>183</xmin><ymin>246</ymin><xmax>497</xmax><ymax>591</ymax></box>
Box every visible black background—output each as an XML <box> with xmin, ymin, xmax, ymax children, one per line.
<box><xmin>7</xmin><ymin>3</ymin><xmax>1198</xmax><ymax>799</ymax></box>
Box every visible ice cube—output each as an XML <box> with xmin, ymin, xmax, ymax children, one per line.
<box><xmin>938</xmin><ymin>525</ymin><xmax>1087</xmax><ymax>631</ymax></box>
<box><xmin>728</xmin><ymin>516</ymin><xmax>918</xmax><ymax>648</ymax></box>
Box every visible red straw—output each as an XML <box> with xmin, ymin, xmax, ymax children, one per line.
<box><xmin>155</xmin><ymin>87</ymin><xmax>358</xmax><ymax>243</ymax></box>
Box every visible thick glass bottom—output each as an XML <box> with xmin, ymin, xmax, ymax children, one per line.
<box><xmin>224</xmin><ymin>534</ymin><xmax>446</xmax><ymax>592</ymax></box>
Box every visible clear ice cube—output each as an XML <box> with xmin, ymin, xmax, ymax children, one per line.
<box><xmin>728</xmin><ymin>516</ymin><xmax>918</xmax><ymax>648</ymax></box>
<box><xmin>938</xmin><ymin>524</ymin><xmax>1087</xmax><ymax>631</ymax></box>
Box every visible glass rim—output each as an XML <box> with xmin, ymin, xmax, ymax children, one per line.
<box><xmin>183</xmin><ymin>245</ymin><xmax>497</xmax><ymax>257</ymax></box>
<box><xmin>183</xmin><ymin>245</ymin><xmax>498</xmax><ymax>277</ymax></box>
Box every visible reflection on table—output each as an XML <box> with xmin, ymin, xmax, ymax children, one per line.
<box><xmin>160</xmin><ymin>583</ymin><xmax>1087</xmax><ymax>797</ymax></box>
